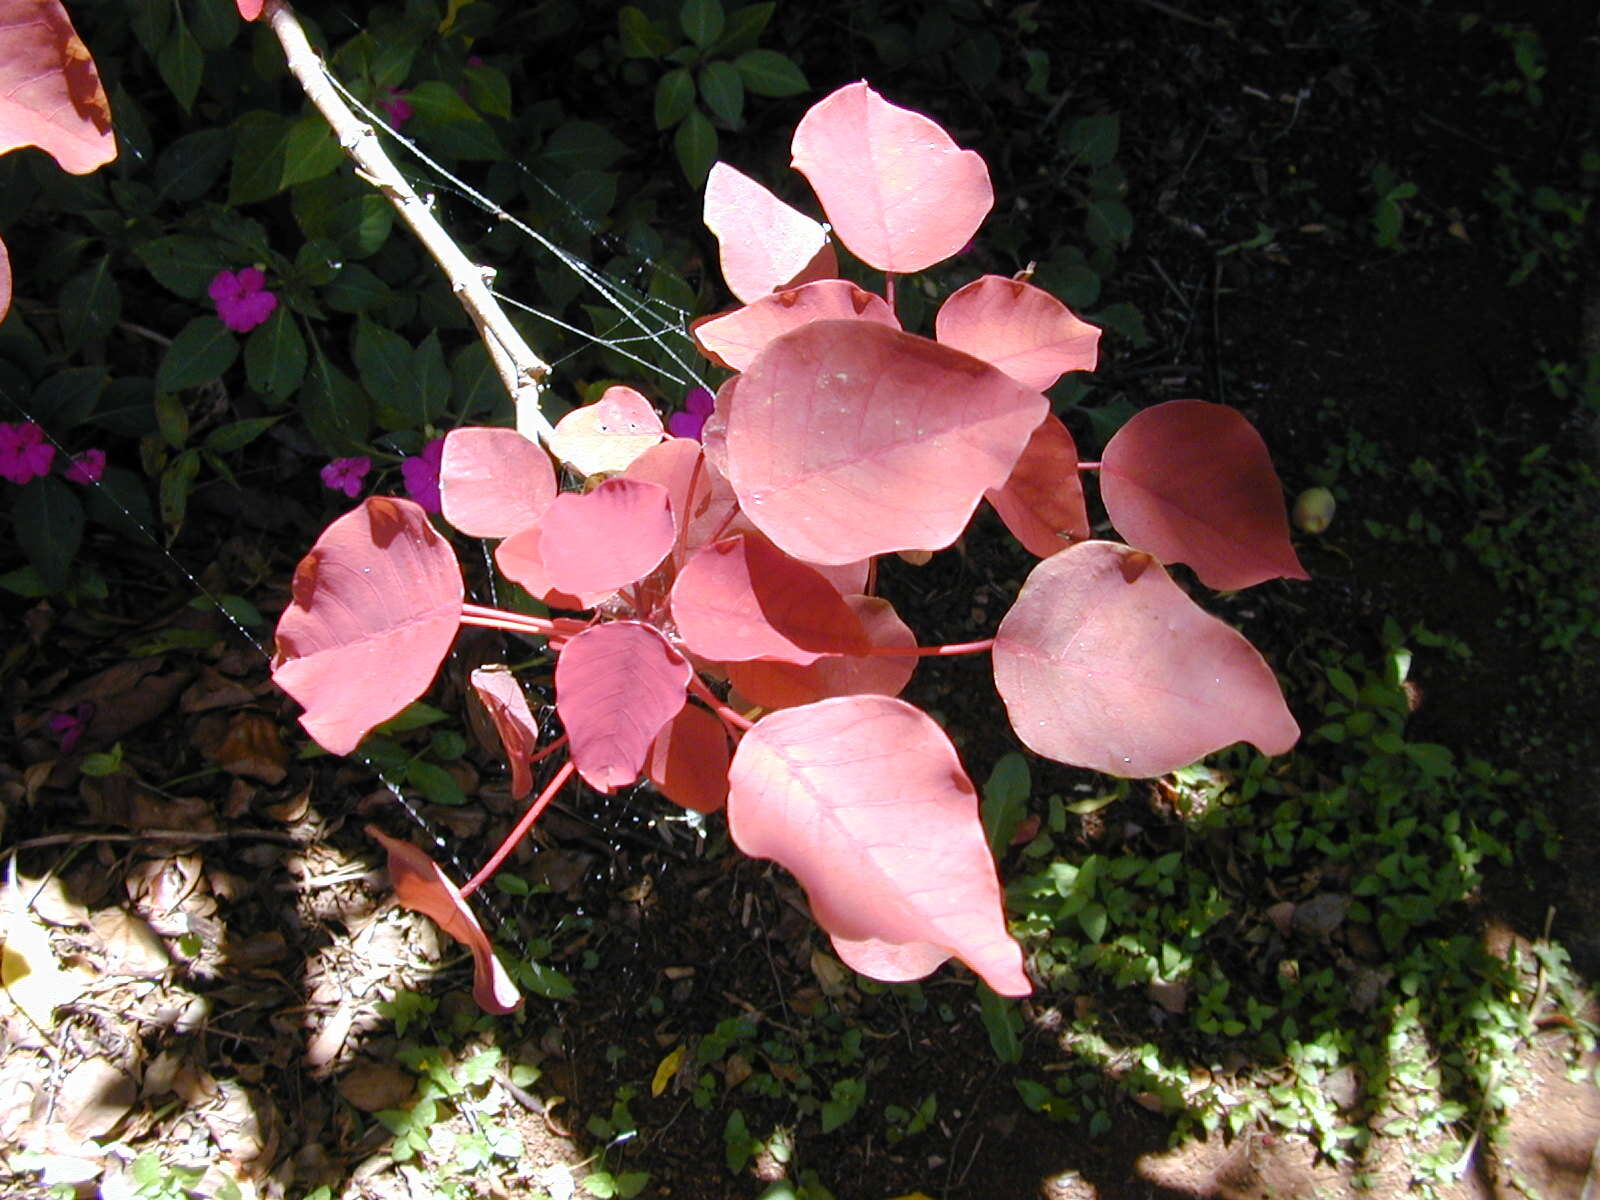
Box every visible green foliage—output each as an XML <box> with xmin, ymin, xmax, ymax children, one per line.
<box><xmin>1370</xmin><ymin>163</ymin><xmax>1419</xmax><ymax>249</ymax></box>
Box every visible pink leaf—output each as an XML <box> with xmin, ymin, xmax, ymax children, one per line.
<box><xmin>704</xmin><ymin>161</ymin><xmax>834</xmax><ymax>304</ymax></box>
<box><xmin>0</xmin><ymin>0</ymin><xmax>117</xmax><ymax>176</ymax></box>
<box><xmin>671</xmin><ymin>533</ymin><xmax>871</xmax><ymax>665</ymax></box>
<box><xmin>1100</xmin><ymin>400</ymin><xmax>1308</xmax><ymax>590</ymax></box>
<box><xmin>495</xmin><ymin>526</ymin><xmax>609</xmax><ymax>611</ymax></box>
<box><xmin>538</xmin><ymin>478</ymin><xmax>675</xmax><ymax>596</ymax></box>
<box><xmin>984</xmin><ymin>413</ymin><xmax>1091</xmax><ymax>557</ymax></box>
<box><xmin>272</xmin><ymin>498</ymin><xmax>463</xmax><ymax>756</ymax></box>
<box><xmin>469</xmin><ymin>666</ymin><xmax>540</xmax><ymax>799</ymax></box>
<box><xmin>0</xmin><ymin>235</ymin><xmax>9</xmax><ymax>324</ymax></box>
<box><xmin>693</xmin><ymin>280</ymin><xmax>898</xmax><ymax>373</ymax></box>
<box><xmin>555</xmin><ymin>621</ymin><xmax>690</xmax><ymax>792</ymax></box>
<box><xmin>728</xmin><ymin>595</ymin><xmax>917</xmax><ymax>709</ymax></box>
<box><xmin>727</xmin><ymin>696</ymin><xmax>1029</xmax><ymax>995</ymax></box>
<box><xmin>645</xmin><ymin>704</ymin><xmax>729</xmax><ymax>814</ymax></box>
<box><xmin>546</xmin><ymin>386</ymin><xmax>664</xmax><ymax>476</ymax></box>
<box><xmin>620</xmin><ymin>437</ymin><xmax>740</xmax><ymax>565</ymax></box>
<box><xmin>235</xmin><ymin>0</ymin><xmax>265</xmax><ymax>17</ymax></box>
<box><xmin>935</xmin><ymin>274</ymin><xmax>1101</xmax><ymax>391</ymax></box>
<box><xmin>727</xmin><ymin>320</ymin><xmax>1047</xmax><ymax>564</ymax></box>
<box><xmin>365</xmin><ymin>826</ymin><xmax>520</xmax><ymax>1014</ymax></box>
<box><xmin>790</xmin><ymin>82</ymin><xmax>992</xmax><ymax>274</ymax></box>
<box><xmin>992</xmin><ymin>540</ymin><xmax>1301</xmax><ymax>777</ymax></box>
<box><xmin>440</xmin><ymin>427</ymin><xmax>557</xmax><ymax>539</ymax></box>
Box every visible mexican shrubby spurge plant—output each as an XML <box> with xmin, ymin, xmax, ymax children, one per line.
<box><xmin>271</xmin><ymin>82</ymin><xmax>1308</xmax><ymax>1012</ymax></box>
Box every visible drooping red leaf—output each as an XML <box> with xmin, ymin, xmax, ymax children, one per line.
<box><xmin>555</xmin><ymin>621</ymin><xmax>690</xmax><ymax>792</ymax></box>
<box><xmin>703</xmin><ymin>161</ymin><xmax>836</xmax><ymax>304</ymax></box>
<box><xmin>0</xmin><ymin>0</ymin><xmax>116</xmax><ymax>176</ymax></box>
<box><xmin>671</xmin><ymin>533</ymin><xmax>871</xmax><ymax>665</ymax></box>
<box><xmin>645</xmin><ymin>704</ymin><xmax>729</xmax><ymax>814</ymax></box>
<box><xmin>992</xmin><ymin>540</ymin><xmax>1300</xmax><ymax>777</ymax></box>
<box><xmin>470</xmin><ymin>665</ymin><xmax>540</xmax><ymax>799</ymax></box>
<box><xmin>935</xmin><ymin>274</ymin><xmax>1101</xmax><ymax>391</ymax></box>
<box><xmin>537</xmin><ymin>478</ymin><xmax>675</xmax><ymax>596</ymax></box>
<box><xmin>235</xmin><ymin>0</ymin><xmax>264</xmax><ymax>18</ymax></box>
<box><xmin>272</xmin><ymin>497</ymin><xmax>463</xmax><ymax>756</ymax></box>
<box><xmin>546</xmin><ymin>386</ymin><xmax>664</xmax><ymax>476</ymax></box>
<box><xmin>621</xmin><ymin>437</ymin><xmax>740</xmax><ymax>564</ymax></box>
<box><xmin>440</xmin><ymin>427</ymin><xmax>557</xmax><ymax>539</ymax></box>
<box><xmin>727</xmin><ymin>320</ymin><xmax>1047</xmax><ymax>564</ymax></box>
<box><xmin>984</xmin><ymin>413</ymin><xmax>1091</xmax><ymax>557</ymax></box>
<box><xmin>692</xmin><ymin>280</ymin><xmax>898</xmax><ymax>373</ymax></box>
<box><xmin>365</xmin><ymin>826</ymin><xmax>520</xmax><ymax>1014</ymax></box>
<box><xmin>727</xmin><ymin>696</ymin><xmax>1029</xmax><ymax>995</ymax></box>
<box><xmin>1099</xmin><ymin>399</ymin><xmax>1308</xmax><ymax>590</ymax></box>
<box><xmin>0</xmin><ymin>236</ymin><xmax>9</xmax><ymax>323</ymax></box>
<box><xmin>728</xmin><ymin>595</ymin><xmax>916</xmax><ymax>709</ymax></box>
<box><xmin>495</xmin><ymin>526</ymin><xmax>607</xmax><ymax>611</ymax></box>
<box><xmin>789</xmin><ymin>82</ymin><xmax>992</xmax><ymax>274</ymax></box>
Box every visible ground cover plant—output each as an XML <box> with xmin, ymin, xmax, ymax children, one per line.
<box><xmin>1</xmin><ymin>3</ymin><xmax>1597</xmax><ymax>1199</ymax></box>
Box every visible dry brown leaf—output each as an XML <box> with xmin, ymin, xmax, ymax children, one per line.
<box><xmin>180</xmin><ymin>666</ymin><xmax>258</xmax><ymax>714</ymax></box>
<box><xmin>1</xmin><ymin>869</ymin><xmax>92</xmax><ymax>1028</ymax></box>
<box><xmin>209</xmin><ymin>712</ymin><xmax>289</xmax><ymax>784</ymax></box>
<box><xmin>58</xmin><ymin>1058</ymin><xmax>136</xmax><ymax>1140</ymax></box>
<box><xmin>338</xmin><ymin>1060</ymin><xmax>416</xmax><ymax>1112</ymax></box>
<box><xmin>88</xmin><ymin>908</ymin><xmax>171</xmax><ymax>976</ymax></box>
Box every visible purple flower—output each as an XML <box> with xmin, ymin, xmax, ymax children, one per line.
<box><xmin>209</xmin><ymin>268</ymin><xmax>278</xmax><ymax>333</ymax></box>
<box><xmin>668</xmin><ymin>386</ymin><xmax>716</xmax><ymax>442</ymax></box>
<box><xmin>401</xmin><ymin>438</ymin><xmax>445</xmax><ymax>514</ymax></box>
<box><xmin>64</xmin><ymin>448</ymin><xmax>106</xmax><ymax>485</ymax></box>
<box><xmin>320</xmin><ymin>455</ymin><xmax>372</xmax><ymax>499</ymax></box>
<box><xmin>0</xmin><ymin>421</ymin><xmax>55</xmax><ymax>485</ymax></box>
<box><xmin>381</xmin><ymin>88</ymin><xmax>413</xmax><ymax>127</ymax></box>
<box><xmin>47</xmin><ymin>702</ymin><xmax>96</xmax><ymax>754</ymax></box>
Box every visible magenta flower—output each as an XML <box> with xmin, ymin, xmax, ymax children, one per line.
<box><xmin>320</xmin><ymin>455</ymin><xmax>372</xmax><ymax>499</ymax></box>
<box><xmin>0</xmin><ymin>421</ymin><xmax>55</xmax><ymax>485</ymax></box>
<box><xmin>48</xmin><ymin>702</ymin><xmax>96</xmax><ymax>754</ymax></box>
<box><xmin>209</xmin><ymin>268</ymin><xmax>278</xmax><ymax>333</ymax></box>
<box><xmin>64</xmin><ymin>448</ymin><xmax>106</xmax><ymax>485</ymax></box>
<box><xmin>381</xmin><ymin>88</ymin><xmax>413</xmax><ymax>127</ymax></box>
<box><xmin>668</xmin><ymin>386</ymin><xmax>715</xmax><ymax>442</ymax></box>
<box><xmin>401</xmin><ymin>438</ymin><xmax>445</xmax><ymax>514</ymax></box>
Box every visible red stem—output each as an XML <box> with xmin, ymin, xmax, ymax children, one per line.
<box><xmin>460</xmin><ymin>757</ymin><xmax>576</xmax><ymax>897</ymax></box>
<box><xmin>460</xmin><ymin>603</ymin><xmax>588</xmax><ymax>639</ymax></box>
<box><xmin>864</xmin><ymin>637</ymin><xmax>995</xmax><ymax>658</ymax></box>
<box><xmin>1078</xmin><ymin>461</ymin><xmax>1101</xmax><ymax>471</ymax></box>
<box><xmin>687</xmin><ymin>674</ymin><xmax>754</xmax><ymax>732</ymax></box>
<box><xmin>884</xmin><ymin>272</ymin><xmax>896</xmax><ymax>315</ymax></box>
<box><xmin>526</xmin><ymin>732</ymin><xmax>569</xmax><ymax>766</ymax></box>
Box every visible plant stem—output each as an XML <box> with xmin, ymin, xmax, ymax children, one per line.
<box><xmin>262</xmin><ymin>0</ymin><xmax>554</xmax><ymax>444</ymax></box>
<box><xmin>865</xmin><ymin>637</ymin><xmax>995</xmax><ymax>657</ymax></box>
<box><xmin>1078</xmin><ymin>461</ymin><xmax>1102</xmax><ymax>471</ymax></box>
<box><xmin>460</xmin><ymin>757</ymin><xmax>576</xmax><ymax>897</ymax></box>
<box><xmin>687</xmin><ymin>675</ymin><xmax>754</xmax><ymax>732</ymax></box>
<box><xmin>460</xmin><ymin>603</ymin><xmax>559</xmax><ymax>637</ymax></box>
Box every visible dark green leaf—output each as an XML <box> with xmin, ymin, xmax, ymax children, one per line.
<box><xmin>680</xmin><ymin>0</ymin><xmax>725</xmax><ymax>47</ymax></box>
<box><xmin>407</xmin><ymin>82</ymin><xmax>505</xmax><ymax>160</ymax></box>
<box><xmin>1086</xmin><ymin>197</ymin><xmax>1133</xmax><ymax>246</ymax></box>
<box><xmin>543</xmin><ymin>121</ymin><xmax>629</xmax><ymax>172</ymax></box>
<box><xmin>1067</xmin><ymin>114</ymin><xmax>1120</xmax><ymax>167</ymax></box>
<box><xmin>713</xmin><ymin>2</ymin><xmax>773</xmax><ymax>56</ymax></box>
<box><xmin>160</xmin><ymin>449</ymin><xmax>201</xmax><ymax>538</ymax></box>
<box><xmin>229</xmin><ymin>111</ymin><xmax>292</xmax><ymax>205</ymax></box>
<box><xmin>981</xmin><ymin>752</ymin><xmax>1030</xmax><ymax>859</ymax></box>
<box><xmin>354</xmin><ymin>320</ymin><xmax>420</xmax><ymax>428</ymax></box>
<box><xmin>14</xmin><ymin>476</ymin><xmax>84</xmax><ymax>591</ymax></box>
<box><xmin>674</xmin><ymin>108</ymin><xmax>717</xmax><ymax>189</ymax></box>
<box><xmin>698</xmin><ymin>60</ymin><xmax>744</xmax><ymax>125</ymax></box>
<box><xmin>451</xmin><ymin>343</ymin><xmax>506</xmax><ymax>419</ymax></box>
<box><xmin>655</xmin><ymin>68</ymin><xmax>695</xmax><ymax>130</ymax></box>
<box><xmin>156</xmin><ymin>392</ymin><xmax>189</xmax><ymax>450</ymax></box>
<box><xmin>157</xmin><ymin>318</ymin><xmax>238</xmax><ymax>392</ymax></box>
<box><xmin>85</xmin><ymin>466</ymin><xmax>156</xmax><ymax>540</ymax></box>
<box><xmin>413</xmin><ymin>332</ymin><xmax>450</xmax><ymax>423</ymax></box>
<box><xmin>619</xmin><ymin>6</ymin><xmax>675</xmax><ymax>58</ymax></box>
<box><xmin>190</xmin><ymin>0</ymin><xmax>240</xmax><ymax>49</ymax></box>
<box><xmin>282</xmin><ymin>115</ymin><xmax>344</xmax><ymax>189</ymax></box>
<box><xmin>129</xmin><ymin>0</ymin><xmax>170</xmax><ymax>57</ymax></box>
<box><xmin>463</xmin><ymin>63</ymin><xmax>512</xmax><ymax>118</ymax></box>
<box><xmin>1090</xmin><ymin>301</ymin><xmax>1148</xmax><ymax>347</ymax></box>
<box><xmin>155</xmin><ymin>127</ymin><xmax>232</xmax><ymax>203</ymax></box>
<box><xmin>405</xmin><ymin>761</ymin><xmax>467</xmax><ymax>806</ymax></box>
<box><xmin>31</xmin><ymin>369</ymin><xmax>105</xmax><ymax>430</ymax></box>
<box><xmin>321</xmin><ymin>263</ymin><xmax>392</xmax><ymax>313</ymax></box>
<box><xmin>523</xmin><ymin>961</ymin><xmax>576</xmax><ymax>1000</ymax></box>
<box><xmin>244</xmin><ymin>308</ymin><xmax>308</xmax><ymax>399</ymax></box>
<box><xmin>135</xmin><ymin>236</ymin><xmax>226</xmax><ymax>298</ymax></box>
<box><xmin>302</xmin><ymin>351</ymin><xmax>371</xmax><ymax>454</ymax></box>
<box><xmin>978</xmin><ymin>983</ymin><xmax>1023</xmax><ymax>1063</ymax></box>
<box><xmin>204</xmin><ymin>416</ymin><xmax>282</xmax><ymax>454</ymax></box>
<box><xmin>157</xmin><ymin>16</ymin><xmax>203</xmax><ymax>110</ymax></box>
<box><xmin>734</xmin><ymin>49</ymin><xmax>807</xmax><ymax>97</ymax></box>
<box><xmin>59</xmin><ymin>258</ymin><xmax>120</xmax><ymax>353</ymax></box>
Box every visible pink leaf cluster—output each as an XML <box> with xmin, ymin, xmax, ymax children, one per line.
<box><xmin>273</xmin><ymin>82</ymin><xmax>1313</xmax><ymax>1010</ymax></box>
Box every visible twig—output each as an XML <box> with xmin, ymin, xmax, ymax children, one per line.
<box><xmin>4</xmin><ymin>828</ymin><xmax>306</xmax><ymax>853</ymax></box>
<box><xmin>261</xmin><ymin>0</ymin><xmax>553</xmax><ymax>444</ymax></box>
<box><xmin>1123</xmin><ymin>0</ymin><xmax>1236</xmax><ymax>35</ymax></box>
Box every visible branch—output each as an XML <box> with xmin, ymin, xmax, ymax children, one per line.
<box><xmin>262</xmin><ymin>0</ymin><xmax>554</xmax><ymax>444</ymax></box>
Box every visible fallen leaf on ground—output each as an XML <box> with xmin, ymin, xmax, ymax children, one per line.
<box><xmin>2</xmin><ymin>869</ymin><xmax>92</xmax><ymax>1027</ymax></box>
<box><xmin>58</xmin><ymin>1057</ymin><xmax>136</xmax><ymax>1140</ymax></box>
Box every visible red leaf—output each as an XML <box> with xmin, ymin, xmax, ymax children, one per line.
<box><xmin>440</xmin><ymin>427</ymin><xmax>557</xmax><ymax>539</ymax></box>
<box><xmin>693</xmin><ymin>280</ymin><xmax>898</xmax><ymax>373</ymax></box>
<box><xmin>235</xmin><ymin>0</ymin><xmax>265</xmax><ymax>18</ymax></box>
<box><xmin>365</xmin><ymin>826</ymin><xmax>520</xmax><ymax>1014</ymax></box>
<box><xmin>470</xmin><ymin>666</ymin><xmax>539</xmax><ymax>799</ymax></box>
<box><xmin>935</xmin><ymin>274</ymin><xmax>1101</xmax><ymax>391</ymax></box>
<box><xmin>645</xmin><ymin>704</ymin><xmax>729</xmax><ymax>814</ymax></box>
<box><xmin>671</xmin><ymin>533</ymin><xmax>871</xmax><ymax>665</ymax></box>
<box><xmin>538</xmin><ymin>478</ymin><xmax>675</xmax><ymax>597</ymax></box>
<box><xmin>704</xmin><ymin>161</ymin><xmax>835</xmax><ymax>304</ymax></box>
<box><xmin>495</xmin><ymin>526</ymin><xmax>607</xmax><ymax>611</ymax></box>
<box><xmin>1100</xmin><ymin>400</ymin><xmax>1308</xmax><ymax>590</ymax></box>
<box><xmin>621</xmin><ymin>437</ymin><xmax>740</xmax><ymax>566</ymax></box>
<box><xmin>790</xmin><ymin>82</ymin><xmax>992</xmax><ymax>274</ymax></box>
<box><xmin>0</xmin><ymin>235</ymin><xmax>9</xmax><ymax>324</ymax></box>
<box><xmin>727</xmin><ymin>696</ymin><xmax>1029</xmax><ymax>995</ymax></box>
<box><xmin>728</xmin><ymin>594</ymin><xmax>916</xmax><ymax>709</ymax></box>
<box><xmin>0</xmin><ymin>0</ymin><xmax>116</xmax><ymax>175</ymax></box>
<box><xmin>555</xmin><ymin>621</ymin><xmax>690</xmax><ymax>792</ymax></box>
<box><xmin>984</xmin><ymin>414</ymin><xmax>1091</xmax><ymax>557</ymax></box>
<box><xmin>546</xmin><ymin>386</ymin><xmax>664</xmax><ymax>476</ymax></box>
<box><xmin>727</xmin><ymin>320</ymin><xmax>1047</xmax><ymax>564</ymax></box>
<box><xmin>272</xmin><ymin>498</ymin><xmax>463</xmax><ymax>755</ymax></box>
<box><xmin>992</xmin><ymin>540</ymin><xmax>1300</xmax><ymax>777</ymax></box>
